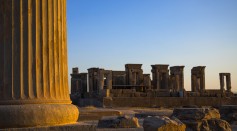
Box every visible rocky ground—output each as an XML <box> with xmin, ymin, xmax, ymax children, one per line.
<box><xmin>78</xmin><ymin>107</ymin><xmax>237</xmax><ymax>131</ymax></box>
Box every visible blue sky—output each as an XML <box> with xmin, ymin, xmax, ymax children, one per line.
<box><xmin>67</xmin><ymin>0</ymin><xmax>237</xmax><ymax>91</ymax></box>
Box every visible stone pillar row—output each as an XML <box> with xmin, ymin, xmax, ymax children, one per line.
<box><xmin>0</xmin><ymin>0</ymin><xmax>78</xmax><ymax>128</ymax></box>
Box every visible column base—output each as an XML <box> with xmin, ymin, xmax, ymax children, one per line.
<box><xmin>0</xmin><ymin>104</ymin><xmax>79</xmax><ymax>128</ymax></box>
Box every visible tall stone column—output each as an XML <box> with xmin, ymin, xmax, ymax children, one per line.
<box><xmin>156</xmin><ymin>71</ymin><xmax>160</xmax><ymax>90</ymax></box>
<box><xmin>0</xmin><ymin>0</ymin><xmax>79</xmax><ymax>128</ymax></box>
<box><xmin>106</xmin><ymin>71</ymin><xmax>112</xmax><ymax>89</ymax></box>
<box><xmin>219</xmin><ymin>74</ymin><xmax>224</xmax><ymax>91</ymax></box>
<box><xmin>226</xmin><ymin>74</ymin><xmax>231</xmax><ymax>92</ymax></box>
<box><xmin>98</xmin><ymin>69</ymin><xmax>105</xmax><ymax>91</ymax></box>
<box><xmin>165</xmin><ymin>72</ymin><xmax>169</xmax><ymax>90</ymax></box>
<box><xmin>191</xmin><ymin>75</ymin><xmax>197</xmax><ymax>92</ymax></box>
<box><xmin>200</xmin><ymin>74</ymin><xmax>205</xmax><ymax>91</ymax></box>
<box><xmin>175</xmin><ymin>75</ymin><xmax>180</xmax><ymax>92</ymax></box>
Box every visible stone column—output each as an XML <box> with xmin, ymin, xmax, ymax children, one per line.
<box><xmin>200</xmin><ymin>74</ymin><xmax>205</xmax><ymax>91</ymax></box>
<box><xmin>219</xmin><ymin>74</ymin><xmax>224</xmax><ymax>91</ymax></box>
<box><xmin>175</xmin><ymin>75</ymin><xmax>180</xmax><ymax>92</ymax></box>
<box><xmin>0</xmin><ymin>0</ymin><xmax>79</xmax><ymax>128</ymax></box>
<box><xmin>191</xmin><ymin>75</ymin><xmax>197</xmax><ymax>92</ymax></box>
<box><xmin>106</xmin><ymin>71</ymin><xmax>112</xmax><ymax>89</ymax></box>
<box><xmin>226</xmin><ymin>74</ymin><xmax>231</xmax><ymax>92</ymax></box>
<box><xmin>180</xmin><ymin>67</ymin><xmax>185</xmax><ymax>91</ymax></box>
<box><xmin>98</xmin><ymin>69</ymin><xmax>104</xmax><ymax>91</ymax></box>
<box><xmin>156</xmin><ymin>71</ymin><xmax>160</xmax><ymax>90</ymax></box>
<box><xmin>196</xmin><ymin>78</ymin><xmax>200</xmax><ymax>91</ymax></box>
<box><xmin>165</xmin><ymin>72</ymin><xmax>169</xmax><ymax>90</ymax></box>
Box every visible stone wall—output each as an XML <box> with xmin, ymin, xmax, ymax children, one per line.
<box><xmin>104</xmin><ymin>97</ymin><xmax>237</xmax><ymax>108</ymax></box>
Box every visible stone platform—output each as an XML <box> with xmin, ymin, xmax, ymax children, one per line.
<box><xmin>0</xmin><ymin>123</ymin><xmax>96</xmax><ymax>131</ymax></box>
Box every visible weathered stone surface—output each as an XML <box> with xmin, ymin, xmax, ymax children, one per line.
<box><xmin>79</xmin><ymin>108</ymin><xmax>121</xmax><ymax>121</ymax></box>
<box><xmin>182</xmin><ymin>119</ymin><xmax>231</xmax><ymax>131</ymax></box>
<box><xmin>219</xmin><ymin>73</ymin><xmax>232</xmax><ymax>92</ymax></box>
<box><xmin>97</xmin><ymin>116</ymin><xmax>140</xmax><ymax>128</ymax></box>
<box><xmin>151</xmin><ymin>65</ymin><xmax>169</xmax><ymax>91</ymax></box>
<box><xmin>0</xmin><ymin>0</ymin><xmax>79</xmax><ymax>128</ymax></box>
<box><xmin>201</xmin><ymin>119</ymin><xmax>231</xmax><ymax>131</ymax></box>
<box><xmin>0</xmin><ymin>123</ymin><xmax>96</xmax><ymax>131</ymax></box>
<box><xmin>172</xmin><ymin>108</ymin><xmax>231</xmax><ymax>131</ymax></box>
<box><xmin>0</xmin><ymin>104</ymin><xmax>79</xmax><ymax>128</ymax></box>
<box><xmin>172</xmin><ymin>108</ymin><xmax>220</xmax><ymax>120</ymax></box>
<box><xmin>220</xmin><ymin>105</ymin><xmax>237</xmax><ymax>124</ymax></box>
<box><xmin>143</xmin><ymin>116</ymin><xmax>186</xmax><ymax>131</ymax></box>
<box><xmin>191</xmin><ymin>66</ymin><xmax>206</xmax><ymax>92</ymax></box>
<box><xmin>182</xmin><ymin>105</ymin><xmax>199</xmax><ymax>108</ymax></box>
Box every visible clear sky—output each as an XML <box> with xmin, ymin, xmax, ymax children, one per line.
<box><xmin>67</xmin><ymin>0</ymin><xmax>237</xmax><ymax>92</ymax></box>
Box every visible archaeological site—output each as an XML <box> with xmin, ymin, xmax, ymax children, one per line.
<box><xmin>1</xmin><ymin>0</ymin><xmax>237</xmax><ymax>131</ymax></box>
<box><xmin>71</xmin><ymin>64</ymin><xmax>236</xmax><ymax>107</ymax></box>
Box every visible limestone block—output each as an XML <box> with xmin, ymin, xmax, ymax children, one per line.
<box><xmin>122</xmin><ymin>89</ymin><xmax>135</xmax><ymax>94</ymax></box>
<box><xmin>156</xmin><ymin>92</ymin><xmax>170</xmax><ymax>97</ymax></box>
<box><xmin>172</xmin><ymin>108</ymin><xmax>220</xmax><ymax>121</ymax></box>
<box><xmin>201</xmin><ymin>119</ymin><xmax>231</xmax><ymax>131</ymax></box>
<box><xmin>121</xmin><ymin>93</ymin><xmax>133</xmax><ymax>97</ymax></box>
<box><xmin>220</xmin><ymin>105</ymin><xmax>237</xmax><ymax>124</ymax></box>
<box><xmin>182</xmin><ymin>119</ymin><xmax>231</xmax><ymax>131</ymax></box>
<box><xmin>110</xmin><ymin>89</ymin><xmax>123</xmax><ymax>94</ymax></box>
<box><xmin>143</xmin><ymin>116</ymin><xmax>186</xmax><ymax>131</ymax></box>
<box><xmin>172</xmin><ymin>107</ymin><xmax>231</xmax><ymax>131</ymax></box>
<box><xmin>97</xmin><ymin>116</ymin><xmax>140</xmax><ymax>128</ymax></box>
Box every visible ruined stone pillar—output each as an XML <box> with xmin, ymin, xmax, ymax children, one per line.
<box><xmin>0</xmin><ymin>0</ymin><xmax>79</xmax><ymax>128</ymax></box>
<box><xmin>106</xmin><ymin>71</ymin><xmax>112</xmax><ymax>89</ymax></box>
<box><xmin>165</xmin><ymin>72</ymin><xmax>169</xmax><ymax>90</ymax></box>
<box><xmin>226</xmin><ymin>74</ymin><xmax>231</xmax><ymax>92</ymax></box>
<box><xmin>219</xmin><ymin>74</ymin><xmax>224</xmax><ymax>91</ymax></box>
<box><xmin>191</xmin><ymin>75</ymin><xmax>197</xmax><ymax>92</ymax></box>
<box><xmin>98</xmin><ymin>69</ymin><xmax>104</xmax><ymax>91</ymax></box>
<box><xmin>196</xmin><ymin>78</ymin><xmax>200</xmax><ymax>91</ymax></box>
<box><xmin>180</xmin><ymin>68</ymin><xmax>185</xmax><ymax>91</ymax></box>
<box><xmin>156</xmin><ymin>71</ymin><xmax>160</xmax><ymax>90</ymax></box>
<box><xmin>175</xmin><ymin>75</ymin><xmax>180</xmax><ymax>92</ymax></box>
<box><xmin>132</xmin><ymin>72</ymin><xmax>137</xmax><ymax>85</ymax></box>
<box><xmin>200</xmin><ymin>74</ymin><xmax>205</xmax><ymax>91</ymax></box>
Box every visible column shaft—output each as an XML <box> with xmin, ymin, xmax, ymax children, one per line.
<box><xmin>220</xmin><ymin>74</ymin><xmax>224</xmax><ymax>91</ymax></box>
<box><xmin>0</xmin><ymin>0</ymin><xmax>69</xmax><ymax>104</ymax></box>
<box><xmin>0</xmin><ymin>0</ymin><xmax>79</xmax><ymax>128</ymax></box>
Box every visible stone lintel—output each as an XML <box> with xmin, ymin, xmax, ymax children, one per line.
<box><xmin>125</xmin><ymin>64</ymin><xmax>143</xmax><ymax>69</ymax></box>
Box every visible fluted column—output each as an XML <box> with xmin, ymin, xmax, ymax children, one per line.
<box><xmin>0</xmin><ymin>0</ymin><xmax>79</xmax><ymax>128</ymax></box>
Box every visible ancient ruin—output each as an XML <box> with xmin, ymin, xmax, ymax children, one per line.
<box><xmin>71</xmin><ymin>68</ymin><xmax>88</xmax><ymax>98</ymax></box>
<box><xmin>71</xmin><ymin>63</ymin><xmax>235</xmax><ymax>107</ymax></box>
<box><xmin>151</xmin><ymin>64</ymin><xmax>169</xmax><ymax>91</ymax></box>
<box><xmin>220</xmin><ymin>73</ymin><xmax>232</xmax><ymax>92</ymax></box>
<box><xmin>191</xmin><ymin>66</ymin><xmax>206</xmax><ymax>92</ymax></box>
<box><xmin>170</xmin><ymin>66</ymin><xmax>185</xmax><ymax>93</ymax></box>
<box><xmin>0</xmin><ymin>0</ymin><xmax>79</xmax><ymax>128</ymax></box>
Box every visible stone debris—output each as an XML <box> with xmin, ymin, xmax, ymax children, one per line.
<box><xmin>143</xmin><ymin>116</ymin><xmax>186</xmax><ymax>131</ymax></box>
<box><xmin>172</xmin><ymin>108</ymin><xmax>220</xmax><ymax>120</ymax></box>
<box><xmin>220</xmin><ymin>105</ymin><xmax>237</xmax><ymax>124</ymax></box>
<box><xmin>172</xmin><ymin>108</ymin><xmax>231</xmax><ymax>131</ymax></box>
<box><xmin>97</xmin><ymin>115</ymin><xmax>140</xmax><ymax>128</ymax></box>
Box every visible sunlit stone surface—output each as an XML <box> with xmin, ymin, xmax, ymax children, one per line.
<box><xmin>0</xmin><ymin>0</ymin><xmax>79</xmax><ymax>128</ymax></box>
